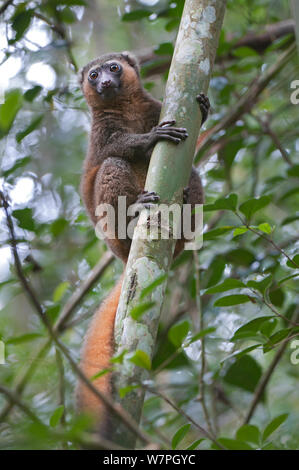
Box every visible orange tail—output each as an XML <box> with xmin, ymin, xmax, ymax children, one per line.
<box><xmin>76</xmin><ymin>275</ymin><xmax>123</xmax><ymax>426</ymax></box>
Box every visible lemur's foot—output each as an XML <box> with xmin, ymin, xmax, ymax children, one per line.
<box><xmin>135</xmin><ymin>190</ymin><xmax>160</xmax><ymax>210</ymax></box>
<box><xmin>196</xmin><ymin>93</ymin><xmax>210</xmax><ymax>125</ymax></box>
<box><xmin>152</xmin><ymin>120</ymin><xmax>188</xmax><ymax>144</ymax></box>
<box><xmin>183</xmin><ymin>186</ymin><xmax>190</xmax><ymax>204</ymax></box>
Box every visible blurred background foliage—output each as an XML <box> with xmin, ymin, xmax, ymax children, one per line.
<box><xmin>0</xmin><ymin>0</ymin><xmax>298</xmax><ymax>450</ymax></box>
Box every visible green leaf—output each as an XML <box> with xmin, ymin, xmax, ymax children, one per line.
<box><xmin>16</xmin><ymin>115</ymin><xmax>44</xmax><ymax>143</ymax></box>
<box><xmin>205</xmin><ymin>278</ymin><xmax>245</xmax><ymax>294</ymax></box>
<box><xmin>214</xmin><ymin>294</ymin><xmax>251</xmax><ymax>307</ymax></box>
<box><xmin>247</xmin><ymin>275</ymin><xmax>272</xmax><ymax>294</ymax></box>
<box><xmin>154</xmin><ymin>42</ymin><xmax>173</xmax><ymax>55</ymax></box>
<box><xmin>221</xmin><ymin>345</ymin><xmax>260</xmax><ymax>364</ymax></box>
<box><xmin>2</xmin><ymin>156</ymin><xmax>31</xmax><ymax>177</ymax></box>
<box><xmin>188</xmin><ymin>327</ymin><xmax>216</xmax><ymax>344</ymax></box>
<box><xmin>233</xmin><ymin>226</ymin><xmax>248</xmax><ymax>237</ymax></box>
<box><xmin>231</xmin><ymin>316</ymin><xmax>275</xmax><ymax>341</ymax></box>
<box><xmin>239</xmin><ymin>195</ymin><xmax>271</xmax><ymax>220</ymax></box>
<box><xmin>212</xmin><ymin>438</ymin><xmax>253</xmax><ymax>450</ymax></box>
<box><xmin>130</xmin><ymin>301</ymin><xmax>156</xmax><ymax>320</ymax></box>
<box><xmin>233</xmin><ymin>46</ymin><xmax>259</xmax><ymax>57</ymax></box>
<box><xmin>204</xmin><ymin>193</ymin><xmax>238</xmax><ymax>212</ymax></box>
<box><xmin>90</xmin><ymin>368</ymin><xmax>110</xmax><ymax>381</ymax></box>
<box><xmin>49</xmin><ymin>405</ymin><xmax>64</xmax><ymax>428</ymax></box>
<box><xmin>236</xmin><ymin>424</ymin><xmax>260</xmax><ymax>445</ymax></box>
<box><xmin>171</xmin><ymin>424</ymin><xmax>191</xmax><ymax>450</ymax></box>
<box><xmin>111</xmin><ymin>349</ymin><xmax>127</xmax><ymax>364</ymax></box>
<box><xmin>286</xmin><ymin>254</ymin><xmax>299</xmax><ymax>269</ymax></box>
<box><xmin>11</xmin><ymin>10</ymin><xmax>33</xmax><ymax>41</ymax></box>
<box><xmin>263</xmin><ymin>328</ymin><xmax>299</xmax><ymax>353</ymax></box>
<box><xmin>53</xmin><ymin>281</ymin><xmax>70</xmax><ymax>303</ymax></box>
<box><xmin>287</xmin><ymin>164</ymin><xmax>299</xmax><ymax>178</ymax></box>
<box><xmin>203</xmin><ymin>226</ymin><xmax>235</xmax><ymax>241</ymax></box>
<box><xmin>224</xmin><ymin>355</ymin><xmax>262</xmax><ymax>393</ymax></box>
<box><xmin>59</xmin><ymin>6</ymin><xmax>77</xmax><ymax>23</ymax></box>
<box><xmin>24</xmin><ymin>86</ymin><xmax>42</xmax><ymax>102</ymax></box>
<box><xmin>168</xmin><ymin>321</ymin><xmax>190</xmax><ymax>347</ymax></box>
<box><xmin>186</xmin><ymin>439</ymin><xmax>204</xmax><ymax>450</ymax></box>
<box><xmin>119</xmin><ymin>384</ymin><xmax>140</xmax><ymax>399</ymax></box>
<box><xmin>205</xmin><ymin>256</ymin><xmax>226</xmax><ymax>288</ymax></box>
<box><xmin>140</xmin><ymin>274</ymin><xmax>167</xmax><ymax>299</ymax></box>
<box><xmin>262</xmin><ymin>414</ymin><xmax>288</xmax><ymax>441</ymax></box>
<box><xmin>258</xmin><ymin>223</ymin><xmax>272</xmax><ymax>234</ymax></box>
<box><xmin>6</xmin><ymin>332</ymin><xmax>44</xmax><ymax>345</ymax></box>
<box><xmin>122</xmin><ymin>10</ymin><xmax>150</xmax><ymax>21</ymax></box>
<box><xmin>0</xmin><ymin>89</ymin><xmax>23</xmax><ymax>137</ymax></box>
<box><xmin>50</xmin><ymin>218</ymin><xmax>68</xmax><ymax>236</ymax></box>
<box><xmin>225</xmin><ymin>248</ymin><xmax>255</xmax><ymax>266</ymax></box>
<box><xmin>130</xmin><ymin>350</ymin><xmax>151</xmax><ymax>370</ymax></box>
<box><xmin>12</xmin><ymin>208</ymin><xmax>35</xmax><ymax>231</ymax></box>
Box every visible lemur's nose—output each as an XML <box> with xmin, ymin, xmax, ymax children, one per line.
<box><xmin>102</xmin><ymin>79</ymin><xmax>112</xmax><ymax>88</ymax></box>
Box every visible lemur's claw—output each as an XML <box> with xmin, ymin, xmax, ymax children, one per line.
<box><xmin>196</xmin><ymin>93</ymin><xmax>210</xmax><ymax>125</ymax></box>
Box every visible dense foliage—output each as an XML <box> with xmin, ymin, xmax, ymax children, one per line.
<box><xmin>0</xmin><ymin>0</ymin><xmax>298</xmax><ymax>450</ymax></box>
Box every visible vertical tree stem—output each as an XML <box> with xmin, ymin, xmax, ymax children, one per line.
<box><xmin>110</xmin><ymin>0</ymin><xmax>227</xmax><ymax>448</ymax></box>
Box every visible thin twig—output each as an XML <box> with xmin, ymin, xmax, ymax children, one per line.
<box><xmin>0</xmin><ymin>190</ymin><xmax>152</xmax><ymax>446</ymax></box>
<box><xmin>0</xmin><ymin>384</ymin><xmax>42</xmax><ymax>424</ymax></box>
<box><xmin>244</xmin><ymin>312</ymin><xmax>299</xmax><ymax>424</ymax></box>
<box><xmin>142</xmin><ymin>384</ymin><xmax>225</xmax><ymax>449</ymax></box>
<box><xmin>195</xmin><ymin>42</ymin><xmax>296</xmax><ymax>162</ymax></box>
<box><xmin>56</xmin><ymin>251</ymin><xmax>114</xmax><ymax>332</ymax></box>
<box><xmin>193</xmin><ymin>250</ymin><xmax>214</xmax><ymax>436</ymax></box>
<box><xmin>0</xmin><ymin>0</ymin><xmax>14</xmax><ymax>15</ymax></box>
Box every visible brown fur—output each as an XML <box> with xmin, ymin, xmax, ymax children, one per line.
<box><xmin>76</xmin><ymin>277</ymin><xmax>123</xmax><ymax>430</ymax></box>
<box><xmin>77</xmin><ymin>52</ymin><xmax>205</xmax><ymax>430</ymax></box>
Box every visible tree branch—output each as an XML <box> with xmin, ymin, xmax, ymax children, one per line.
<box><xmin>110</xmin><ymin>0</ymin><xmax>227</xmax><ymax>448</ymax></box>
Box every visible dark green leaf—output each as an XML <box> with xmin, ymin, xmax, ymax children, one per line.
<box><xmin>171</xmin><ymin>424</ymin><xmax>191</xmax><ymax>450</ymax></box>
<box><xmin>12</xmin><ymin>208</ymin><xmax>35</xmax><ymax>232</ymax></box>
<box><xmin>140</xmin><ymin>274</ymin><xmax>167</xmax><ymax>299</ymax></box>
<box><xmin>154</xmin><ymin>42</ymin><xmax>173</xmax><ymax>56</ymax></box>
<box><xmin>168</xmin><ymin>321</ymin><xmax>190</xmax><ymax>347</ymax></box>
<box><xmin>203</xmin><ymin>226</ymin><xmax>234</xmax><ymax>241</ymax></box>
<box><xmin>262</xmin><ymin>414</ymin><xmax>288</xmax><ymax>441</ymax></box>
<box><xmin>130</xmin><ymin>301</ymin><xmax>156</xmax><ymax>320</ymax></box>
<box><xmin>0</xmin><ymin>89</ymin><xmax>23</xmax><ymax>137</ymax></box>
<box><xmin>231</xmin><ymin>316</ymin><xmax>275</xmax><ymax>341</ymax></box>
<box><xmin>205</xmin><ymin>278</ymin><xmax>245</xmax><ymax>294</ymax></box>
<box><xmin>286</xmin><ymin>254</ymin><xmax>299</xmax><ymax>269</ymax></box>
<box><xmin>214</xmin><ymin>294</ymin><xmax>251</xmax><ymax>307</ymax></box>
<box><xmin>122</xmin><ymin>10</ymin><xmax>150</xmax><ymax>21</ymax></box>
<box><xmin>236</xmin><ymin>424</ymin><xmax>260</xmax><ymax>445</ymax></box>
<box><xmin>49</xmin><ymin>405</ymin><xmax>64</xmax><ymax>427</ymax></box>
<box><xmin>130</xmin><ymin>350</ymin><xmax>151</xmax><ymax>370</ymax></box>
<box><xmin>16</xmin><ymin>115</ymin><xmax>44</xmax><ymax>143</ymax></box>
<box><xmin>204</xmin><ymin>193</ymin><xmax>238</xmax><ymax>212</ymax></box>
<box><xmin>11</xmin><ymin>10</ymin><xmax>33</xmax><ymax>41</ymax></box>
<box><xmin>224</xmin><ymin>355</ymin><xmax>262</xmax><ymax>393</ymax></box>
<box><xmin>239</xmin><ymin>195</ymin><xmax>271</xmax><ymax>220</ymax></box>
<box><xmin>24</xmin><ymin>86</ymin><xmax>42</xmax><ymax>102</ymax></box>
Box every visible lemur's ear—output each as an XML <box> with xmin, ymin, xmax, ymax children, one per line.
<box><xmin>121</xmin><ymin>51</ymin><xmax>140</xmax><ymax>75</ymax></box>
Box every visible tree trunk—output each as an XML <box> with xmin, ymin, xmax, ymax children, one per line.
<box><xmin>110</xmin><ymin>0</ymin><xmax>227</xmax><ymax>448</ymax></box>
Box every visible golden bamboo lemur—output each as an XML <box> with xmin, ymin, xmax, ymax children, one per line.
<box><xmin>76</xmin><ymin>51</ymin><xmax>210</xmax><ymax>431</ymax></box>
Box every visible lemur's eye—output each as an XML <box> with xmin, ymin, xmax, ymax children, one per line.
<box><xmin>110</xmin><ymin>63</ymin><xmax>120</xmax><ymax>73</ymax></box>
<box><xmin>89</xmin><ymin>71</ymin><xmax>98</xmax><ymax>80</ymax></box>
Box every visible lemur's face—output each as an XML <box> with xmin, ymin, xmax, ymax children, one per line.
<box><xmin>81</xmin><ymin>52</ymin><xmax>140</xmax><ymax>108</ymax></box>
<box><xmin>87</xmin><ymin>60</ymin><xmax>123</xmax><ymax>98</ymax></box>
